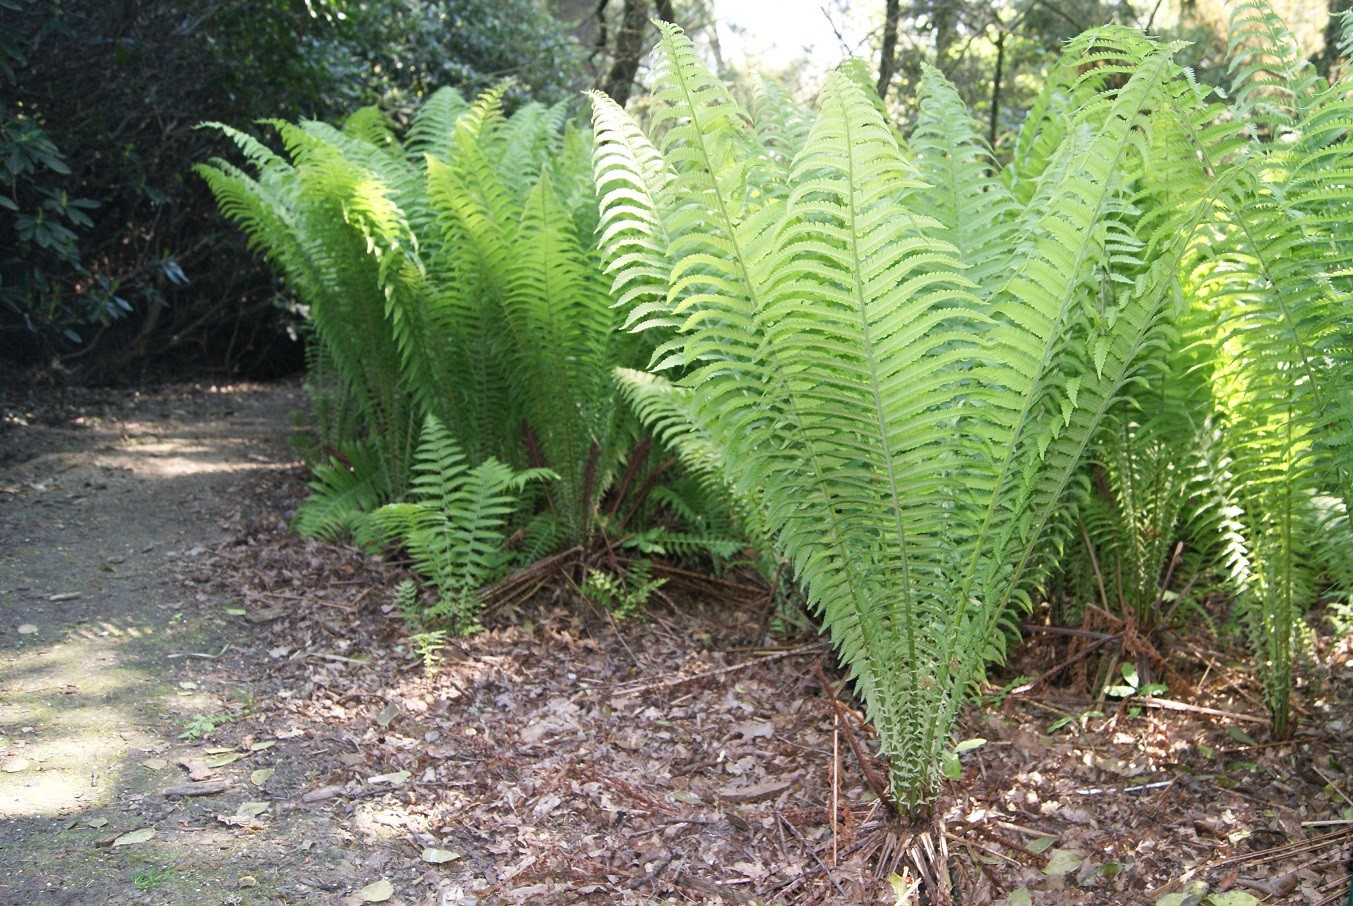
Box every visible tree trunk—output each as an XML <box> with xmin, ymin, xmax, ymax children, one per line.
<box><xmin>1320</xmin><ymin>0</ymin><xmax>1353</xmax><ymax>79</ymax></box>
<box><xmin>876</xmin><ymin>0</ymin><xmax>902</xmax><ymax>102</ymax></box>
<box><xmin>933</xmin><ymin>0</ymin><xmax>957</xmax><ymax>71</ymax></box>
<box><xmin>600</xmin><ymin>0</ymin><xmax>650</xmax><ymax>107</ymax></box>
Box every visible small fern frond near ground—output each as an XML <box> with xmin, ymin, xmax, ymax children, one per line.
<box><xmin>1074</xmin><ymin>386</ymin><xmax>1209</xmax><ymax>627</ymax></box>
<box><xmin>292</xmin><ymin>440</ymin><xmax>395</xmax><ymax>542</ymax></box>
<box><xmin>365</xmin><ymin>417</ymin><xmax>555</xmax><ymax>633</ymax></box>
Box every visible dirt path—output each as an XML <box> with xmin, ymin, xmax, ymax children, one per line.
<box><xmin>0</xmin><ymin>383</ymin><xmax>395</xmax><ymax>905</ymax></box>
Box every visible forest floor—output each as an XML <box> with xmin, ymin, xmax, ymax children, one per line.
<box><xmin>0</xmin><ymin>380</ymin><xmax>1350</xmax><ymax>906</ymax></box>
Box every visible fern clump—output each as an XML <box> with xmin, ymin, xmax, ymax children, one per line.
<box><xmin>198</xmin><ymin>87</ymin><xmax>653</xmax><ymax>551</ymax></box>
<box><xmin>592</xmin><ymin>24</ymin><xmax>1219</xmax><ymax>813</ymax></box>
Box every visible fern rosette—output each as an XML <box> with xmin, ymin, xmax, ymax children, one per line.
<box><xmin>594</xmin><ymin>23</ymin><xmax>1206</xmax><ymax>813</ymax></box>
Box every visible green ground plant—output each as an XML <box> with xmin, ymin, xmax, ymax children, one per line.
<box><xmin>1048</xmin><ymin>1</ymin><xmax>1353</xmax><ymax>737</ymax></box>
<box><xmin>364</xmin><ymin>416</ymin><xmax>554</xmax><ymax>631</ymax></box>
<box><xmin>591</xmin><ymin>23</ymin><xmax>1218</xmax><ymax>815</ymax></box>
<box><xmin>201</xmin><ymin>86</ymin><xmax>756</xmax><ymax>633</ymax></box>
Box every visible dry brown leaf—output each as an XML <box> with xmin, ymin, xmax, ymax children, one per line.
<box><xmin>716</xmin><ymin>777</ymin><xmax>793</xmax><ymax>803</ymax></box>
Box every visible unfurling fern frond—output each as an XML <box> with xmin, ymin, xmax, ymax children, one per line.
<box><xmin>365</xmin><ymin>417</ymin><xmax>555</xmax><ymax>633</ymax></box>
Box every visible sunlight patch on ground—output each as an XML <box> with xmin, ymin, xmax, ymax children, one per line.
<box><xmin>0</xmin><ymin>636</ymin><xmax>156</xmax><ymax>817</ymax></box>
<box><xmin>101</xmin><ymin>439</ymin><xmax>297</xmax><ymax>479</ymax></box>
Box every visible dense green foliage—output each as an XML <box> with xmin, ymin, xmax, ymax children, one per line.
<box><xmin>1</xmin><ymin>0</ymin><xmax>588</xmax><ymax>375</ymax></box>
<box><xmin>1062</xmin><ymin>1</ymin><xmax>1353</xmax><ymax>738</ymax></box>
<box><xmin>592</xmin><ymin>22</ymin><xmax>1215</xmax><ymax>813</ymax></box>
<box><xmin>1173</xmin><ymin>0</ymin><xmax>1353</xmax><ymax>737</ymax></box>
<box><xmin>591</xmin><ymin>3</ymin><xmax>1353</xmax><ymax>810</ymax></box>
<box><xmin>200</xmin><ymin>86</ymin><xmax>746</xmax><ymax>623</ymax></box>
<box><xmin>366</xmin><ymin>416</ymin><xmax>555</xmax><ymax>632</ymax></box>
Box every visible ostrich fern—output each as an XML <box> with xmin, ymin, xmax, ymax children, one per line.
<box><xmin>1167</xmin><ymin>0</ymin><xmax>1353</xmax><ymax>737</ymax></box>
<box><xmin>593</xmin><ymin>24</ymin><xmax>1214</xmax><ymax>814</ymax></box>
<box><xmin>199</xmin><ymin>88</ymin><xmax>651</xmax><ymax>554</ymax></box>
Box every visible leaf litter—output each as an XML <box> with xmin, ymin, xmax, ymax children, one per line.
<box><xmin>1</xmin><ymin>381</ymin><xmax>1349</xmax><ymax>902</ymax></box>
<box><xmin>184</xmin><ymin>495</ymin><xmax>1353</xmax><ymax>905</ymax></box>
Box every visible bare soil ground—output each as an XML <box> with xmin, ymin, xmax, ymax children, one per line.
<box><xmin>0</xmin><ymin>381</ymin><xmax>402</xmax><ymax>905</ymax></box>
<box><xmin>0</xmin><ymin>381</ymin><xmax>1350</xmax><ymax>906</ymax></box>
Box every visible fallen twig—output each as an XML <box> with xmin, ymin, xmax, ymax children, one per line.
<box><xmin>1135</xmin><ymin>696</ymin><xmax>1267</xmax><ymax>724</ymax></box>
<box><xmin>612</xmin><ymin>642</ymin><xmax>822</xmax><ymax>696</ymax></box>
<box><xmin>778</xmin><ymin>809</ymin><xmax>849</xmax><ymax>899</ymax></box>
<box><xmin>1074</xmin><ymin>779</ymin><xmax>1173</xmax><ymax>796</ymax></box>
<box><xmin>162</xmin><ymin>779</ymin><xmax>232</xmax><ymax>797</ymax></box>
<box><xmin>166</xmin><ymin>643</ymin><xmax>231</xmax><ymax>660</ymax></box>
<box><xmin>815</xmin><ymin>662</ymin><xmax>893</xmax><ymax>812</ymax></box>
<box><xmin>306</xmin><ymin>651</ymin><xmax>370</xmax><ymax>666</ymax></box>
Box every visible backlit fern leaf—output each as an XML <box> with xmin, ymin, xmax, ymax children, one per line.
<box><xmin>910</xmin><ymin>66</ymin><xmax>1018</xmax><ymax>296</ymax></box>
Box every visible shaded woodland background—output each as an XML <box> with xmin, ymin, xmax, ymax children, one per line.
<box><xmin>2</xmin><ymin>0</ymin><xmax>1346</xmax><ymax>384</ymax></box>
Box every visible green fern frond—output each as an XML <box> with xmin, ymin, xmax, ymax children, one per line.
<box><xmin>753</xmin><ymin>78</ymin><xmax>814</xmax><ymax>169</ymax></box>
<box><xmin>366</xmin><ymin>417</ymin><xmax>555</xmax><ymax>632</ymax></box>
<box><xmin>293</xmin><ymin>441</ymin><xmax>394</xmax><ymax>541</ymax></box>
<box><xmin>405</xmin><ymin>86</ymin><xmax>471</xmax><ymax>162</ymax></box>
<box><xmin>1226</xmin><ymin>0</ymin><xmax>1323</xmax><ymax>134</ymax></box>
<box><xmin>342</xmin><ymin>106</ymin><xmax>396</xmax><ymax>147</ymax></box>
<box><xmin>910</xmin><ymin>66</ymin><xmax>1018</xmax><ymax>295</ymax></box>
<box><xmin>589</xmin><ymin>92</ymin><xmax>679</xmax><ymax>341</ymax></box>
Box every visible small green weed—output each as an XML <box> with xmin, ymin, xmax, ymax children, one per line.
<box><xmin>1048</xmin><ymin>708</ymin><xmax>1104</xmax><ymax>734</ymax></box>
<box><xmin>581</xmin><ymin>560</ymin><xmax>666</xmax><ymax>620</ymax></box>
<box><xmin>1104</xmin><ymin>663</ymin><xmax>1168</xmax><ymax>717</ymax></box>
<box><xmin>941</xmin><ymin>737</ymin><xmax>987</xmax><ymax>780</ymax></box>
<box><xmin>410</xmin><ymin>630</ymin><xmax>448</xmax><ymax>669</ymax></box>
<box><xmin>178</xmin><ymin>696</ymin><xmax>251</xmax><ymax>741</ymax></box>
<box><xmin>178</xmin><ymin>711</ymin><xmax>236</xmax><ymax>740</ymax></box>
<box><xmin>133</xmin><ymin>865</ymin><xmax>174</xmax><ymax>891</ymax></box>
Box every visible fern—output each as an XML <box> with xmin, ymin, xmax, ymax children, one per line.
<box><xmin>202</xmin><ymin>86</ymin><xmax>661</xmax><ymax>555</ymax></box>
<box><xmin>615</xmin><ymin>367</ymin><xmax>771</xmax><ymax>568</ymax></box>
<box><xmin>365</xmin><ymin>417</ymin><xmax>554</xmax><ymax>632</ymax></box>
<box><xmin>1156</xmin><ymin>0</ymin><xmax>1353</xmax><ymax>736</ymax></box>
<box><xmin>1074</xmin><ymin>387</ymin><xmax>1209</xmax><ymax>626</ymax></box>
<box><xmin>593</xmin><ymin>23</ymin><xmax>1204</xmax><ymax>813</ymax></box>
<box><xmin>199</xmin><ymin>118</ymin><xmax>420</xmax><ymax>526</ymax></box>
<box><xmin>580</xmin><ymin>559</ymin><xmax>666</xmax><ymax>621</ymax></box>
<box><xmin>292</xmin><ymin>440</ymin><xmax>395</xmax><ymax>542</ymax></box>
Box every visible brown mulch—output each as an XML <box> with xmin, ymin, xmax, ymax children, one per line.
<box><xmin>186</xmin><ymin>466</ymin><xmax>1353</xmax><ymax>905</ymax></box>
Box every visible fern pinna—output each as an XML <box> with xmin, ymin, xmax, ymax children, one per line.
<box><xmin>593</xmin><ymin>25</ymin><xmax>1214</xmax><ymax>815</ymax></box>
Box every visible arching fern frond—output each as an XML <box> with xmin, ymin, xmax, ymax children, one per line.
<box><xmin>910</xmin><ymin>66</ymin><xmax>1018</xmax><ymax>296</ymax></box>
<box><xmin>405</xmin><ymin>87</ymin><xmax>471</xmax><ymax>162</ymax></box>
